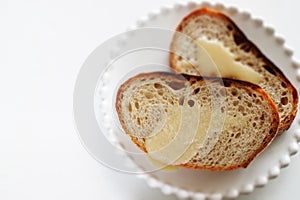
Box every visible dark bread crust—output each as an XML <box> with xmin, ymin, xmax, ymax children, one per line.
<box><xmin>116</xmin><ymin>72</ymin><xmax>279</xmax><ymax>171</ymax></box>
<box><xmin>170</xmin><ymin>8</ymin><xmax>298</xmax><ymax>132</ymax></box>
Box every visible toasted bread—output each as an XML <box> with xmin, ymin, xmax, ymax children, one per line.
<box><xmin>115</xmin><ymin>72</ymin><xmax>279</xmax><ymax>170</ymax></box>
<box><xmin>170</xmin><ymin>8</ymin><xmax>298</xmax><ymax>132</ymax></box>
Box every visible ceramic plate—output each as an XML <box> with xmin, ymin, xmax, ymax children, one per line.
<box><xmin>73</xmin><ymin>1</ymin><xmax>300</xmax><ymax>199</ymax></box>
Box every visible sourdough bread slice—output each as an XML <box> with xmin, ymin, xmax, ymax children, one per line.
<box><xmin>170</xmin><ymin>8</ymin><xmax>298</xmax><ymax>132</ymax></box>
<box><xmin>116</xmin><ymin>72</ymin><xmax>279</xmax><ymax>170</ymax></box>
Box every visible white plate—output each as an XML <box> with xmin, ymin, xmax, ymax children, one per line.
<box><xmin>73</xmin><ymin>1</ymin><xmax>300</xmax><ymax>199</ymax></box>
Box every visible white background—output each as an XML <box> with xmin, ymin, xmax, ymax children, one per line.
<box><xmin>1</xmin><ymin>0</ymin><xmax>300</xmax><ymax>199</ymax></box>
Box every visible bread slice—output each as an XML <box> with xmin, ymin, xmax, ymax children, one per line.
<box><xmin>170</xmin><ymin>8</ymin><xmax>298</xmax><ymax>132</ymax></box>
<box><xmin>115</xmin><ymin>72</ymin><xmax>279</xmax><ymax>170</ymax></box>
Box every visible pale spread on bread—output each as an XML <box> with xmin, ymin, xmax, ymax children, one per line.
<box><xmin>181</xmin><ymin>38</ymin><xmax>263</xmax><ymax>84</ymax></box>
<box><xmin>145</xmin><ymin>96</ymin><xmax>214</xmax><ymax>165</ymax></box>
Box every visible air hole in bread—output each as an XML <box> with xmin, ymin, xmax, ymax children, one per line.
<box><xmin>188</xmin><ymin>99</ymin><xmax>195</xmax><ymax>107</ymax></box>
<box><xmin>281</xmin><ymin>82</ymin><xmax>287</xmax><ymax>88</ymax></box>
<box><xmin>269</xmin><ymin>128</ymin><xmax>276</xmax><ymax>136</ymax></box>
<box><xmin>240</xmin><ymin>43</ymin><xmax>252</xmax><ymax>52</ymax></box>
<box><xmin>233</xmin><ymin>101</ymin><xmax>238</xmax><ymax>106</ymax></box>
<box><xmin>169</xmin><ymin>99</ymin><xmax>175</xmax><ymax>105</ymax></box>
<box><xmin>233</xmin><ymin>33</ymin><xmax>246</xmax><ymax>45</ymax></box>
<box><xmin>221</xmin><ymin>106</ymin><xmax>225</xmax><ymax>113</ymax></box>
<box><xmin>219</xmin><ymin>88</ymin><xmax>226</xmax><ymax>97</ymax></box>
<box><xmin>154</xmin><ymin>83</ymin><xmax>162</xmax><ymax>89</ymax></box>
<box><xmin>235</xmin><ymin>132</ymin><xmax>241</xmax><ymax>138</ymax></box>
<box><xmin>246</xmin><ymin>91</ymin><xmax>252</xmax><ymax>97</ymax></box>
<box><xmin>145</xmin><ymin>92</ymin><xmax>153</xmax><ymax>99</ymax></box>
<box><xmin>135</xmin><ymin>102</ymin><xmax>139</xmax><ymax>109</ymax></box>
<box><xmin>260</xmin><ymin>113</ymin><xmax>265</xmax><ymax>120</ymax></box>
<box><xmin>157</xmin><ymin>90</ymin><xmax>163</xmax><ymax>95</ymax></box>
<box><xmin>167</xmin><ymin>81</ymin><xmax>185</xmax><ymax>90</ymax></box>
<box><xmin>196</xmin><ymin>77</ymin><xmax>202</xmax><ymax>81</ymax></box>
<box><xmin>231</xmin><ymin>88</ymin><xmax>238</xmax><ymax>96</ymax></box>
<box><xmin>193</xmin><ymin>87</ymin><xmax>200</xmax><ymax>95</ymax></box>
<box><xmin>255</xmin><ymin>98</ymin><xmax>261</xmax><ymax>104</ymax></box>
<box><xmin>235</xmin><ymin>58</ymin><xmax>241</xmax><ymax>62</ymax></box>
<box><xmin>246</xmin><ymin>62</ymin><xmax>254</xmax><ymax>67</ymax></box>
<box><xmin>263</xmin><ymin>65</ymin><xmax>276</xmax><ymax>75</ymax></box>
<box><xmin>215</xmin><ymin>92</ymin><xmax>220</xmax><ymax>98</ymax></box>
<box><xmin>128</xmin><ymin>103</ymin><xmax>132</xmax><ymax>112</ymax></box>
<box><xmin>190</xmin><ymin>80</ymin><xmax>196</xmax><ymax>85</ymax></box>
<box><xmin>179</xmin><ymin>97</ymin><xmax>184</xmax><ymax>105</ymax></box>
<box><xmin>281</xmin><ymin>97</ymin><xmax>288</xmax><ymax>105</ymax></box>
<box><xmin>195</xmin><ymin>18</ymin><xmax>201</xmax><ymax>23</ymax></box>
<box><xmin>238</xmin><ymin>105</ymin><xmax>244</xmax><ymax>113</ymax></box>
<box><xmin>227</xmin><ymin>25</ymin><xmax>233</xmax><ymax>31</ymax></box>
<box><xmin>224</xmin><ymin>81</ymin><xmax>231</xmax><ymax>87</ymax></box>
<box><xmin>137</xmin><ymin>118</ymin><xmax>141</xmax><ymax>125</ymax></box>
